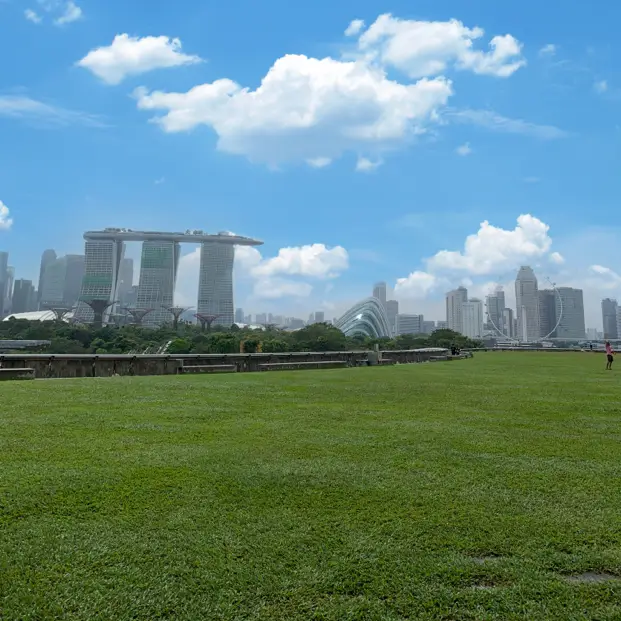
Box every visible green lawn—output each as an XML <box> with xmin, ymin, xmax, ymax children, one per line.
<box><xmin>2</xmin><ymin>353</ymin><xmax>621</xmax><ymax>620</ymax></box>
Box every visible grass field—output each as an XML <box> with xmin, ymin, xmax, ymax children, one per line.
<box><xmin>2</xmin><ymin>352</ymin><xmax>621</xmax><ymax>620</ymax></box>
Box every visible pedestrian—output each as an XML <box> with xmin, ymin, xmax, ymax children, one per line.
<box><xmin>605</xmin><ymin>341</ymin><xmax>615</xmax><ymax>370</ymax></box>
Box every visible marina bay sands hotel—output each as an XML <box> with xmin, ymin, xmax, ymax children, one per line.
<box><xmin>75</xmin><ymin>228</ymin><xmax>263</xmax><ymax>327</ymax></box>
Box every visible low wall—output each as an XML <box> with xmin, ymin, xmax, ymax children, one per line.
<box><xmin>0</xmin><ymin>349</ymin><xmax>450</xmax><ymax>379</ymax></box>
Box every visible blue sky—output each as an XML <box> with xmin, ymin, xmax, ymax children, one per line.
<box><xmin>1</xmin><ymin>0</ymin><xmax>621</xmax><ymax>326</ymax></box>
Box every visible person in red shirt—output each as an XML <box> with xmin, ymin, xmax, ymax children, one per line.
<box><xmin>606</xmin><ymin>341</ymin><xmax>615</xmax><ymax>370</ymax></box>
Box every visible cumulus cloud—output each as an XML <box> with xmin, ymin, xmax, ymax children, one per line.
<box><xmin>78</xmin><ymin>34</ymin><xmax>201</xmax><ymax>85</ymax></box>
<box><xmin>135</xmin><ymin>54</ymin><xmax>452</xmax><ymax>167</ymax></box>
<box><xmin>253</xmin><ymin>278</ymin><xmax>313</xmax><ymax>299</ymax></box>
<box><xmin>427</xmin><ymin>214</ymin><xmax>554</xmax><ymax>275</ymax></box>
<box><xmin>307</xmin><ymin>157</ymin><xmax>332</xmax><ymax>169</ymax></box>
<box><xmin>357</xmin><ymin>14</ymin><xmax>525</xmax><ymax>78</ymax></box>
<box><xmin>356</xmin><ymin>156</ymin><xmax>383</xmax><ymax>172</ymax></box>
<box><xmin>455</xmin><ymin>142</ymin><xmax>472</xmax><ymax>156</ymax></box>
<box><xmin>54</xmin><ymin>0</ymin><xmax>81</xmax><ymax>25</ymax></box>
<box><xmin>0</xmin><ymin>201</ymin><xmax>13</xmax><ymax>230</ymax></box>
<box><xmin>252</xmin><ymin>244</ymin><xmax>348</xmax><ymax>279</ymax></box>
<box><xmin>549</xmin><ymin>251</ymin><xmax>565</xmax><ymax>265</ymax></box>
<box><xmin>24</xmin><ymin>9</ymin><xmax>42</xmax><ymax>23</ymax></box>
<box><xmin>394</xmin><ymin>270</ymin><xmax>438</xmax><ymax>298</ymax></box>
<box><xmin>345</xmin><ymin>19</ymin><xmax>365</xmax><ymax>37</ymax></box>
<box><xmin>539</xmin><ymin>44</ymin><xmax>557</xmax><ymax>57</ymax></box>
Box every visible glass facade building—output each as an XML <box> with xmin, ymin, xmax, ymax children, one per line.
<box><xmin>335</xmin><ymin>297</ymin><xmax>392</xmax><ymax>338</ymax></box>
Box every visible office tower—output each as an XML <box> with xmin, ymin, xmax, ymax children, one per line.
<box><xmin>397</xmin><ymin>314</ymin><xmax>424</xmax><ymax>335</ymax></box>
<box><xmin>4</xmin><ymin>266</ymin><xmax>13</xmax><ymax>316</ymax></box>
<box><xmin>43</xmin><ymin>255</ymin><xmax>87</xmax><ymax>308</ymax></box>
<box><xmin>422</xmin><ymin>320</ymin><xmax>436</xmax><ymax>334</ymax></box>
<box><xmin>288</xmin><ymin>318</ymin><xmax>305</xmax><ymax>329</ymax></box>
<box><xmin>37</xmin><ymin>249</ymin><xmax>57</xmax><ymax>308</ymax></box>
<box><xmin>235</xmin><ymin>308</ymin><xmax>244</xmax><ymax>323</ymax></box>
<box><xmin>11</xmin><ymin>279</ymin><xmax>35</xmax><ymax>314</ymax></box>
<box><xmin>515</xmin><ymin>266</ymin><xmax>540</xmax><ymax>342</ymax></box>
<box><xmin>555</xmin><ymin>288</ymin><xmax>585</xmax><ymax>340</ymax></box>
<box><xmin>586</xmin><ymin>327</ymin><xmax>600</xmax><ymax>341</ymax></box>
<box><xmin>461</xmin><ymin>299</ymin><xmax>484</xmax><ymax>339</ymax></box>
<box><xmin>602</xmin><ymin>298</ymin><xmax>618</xmax><ymax>340</ymax></box>
<box><xmin>197</xmin><ymin>242</ymin><xmax>235</xmax><ymax>328</ymax></box>
<box><xmin>314</xmin><ymin>311</ymin><xmax>325</xmax><ymax>323</ymax></box>
<box><xmin>271</xmin><ymin>315</ymin><xmax>284</xmax><ymax>326</ymax></box>
<box><xmin>503</xmin><ymin>308</ymin><xmax>515</xmax><ymax>338</ymax></box>
<box><xmin>373</xmin><ymin>282</ymin><xmax>387</xmax><ymax>307</ymax></box>
<box><xmin>243</xmin><ymin>314</ymin><xmax>252</xmax><ymax>324</ymax></box>
<box><xmin>386</xmin><ymin>300</ymin><xmax>399</xmax><ymax>335</ymax></box>
<box><xmin>63</xmin><ymin>255</ymin><xmax>86</xmax><ymax>307</ymax></box>
<box><xmin>256</xmin><ymin>313</ymin><xmax>267</xmax><ymax>325</ymax></box>
<box><xmin>538</xmin><ymin>289</ymin><xmax>557</xmax><ymax>339</ymax></box>
<box><xmin>446</xmin><ymin>287</ymin><xmax>468</xmax><ymax>334</ymax></box>
<box><xmin>0</xmin><ymin>252</ymin><xmax>8</xmax><ymax>317</ymax></box>
<box><xmin>75</xmin><ymin>239</ymin><xmax>125</xmax><ymax>323</ymax></box>
<box><xmin>436</xmin><ymin>320</ymin><xmax>448</xmax><ymax>330</ymax></box>
<box><xmin>117</xmin><ymin>258</ymin><xmax>134</xmax><ymax>305</ymax></box>
<box><xmin>137</xmin><ymin>240</ymin><xmax>180</xmax><ymax>327</ymax></box>
<box><xmin>486</xmin><ymin>287</ymin><xmax>506</xmax><ymax>335</ymax></box>
<box><xmin>124</xmin><ymin>285</ymin><xmax>139</xmax><ymax>308</ymax></box>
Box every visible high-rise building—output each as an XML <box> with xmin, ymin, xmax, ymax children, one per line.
<box><xmin>436</xmin><ymin>320</ymin><xmax>448</xmax><ymax>330</ymax></box>
<box><xmin>75</xmin><ymin>239</ymin><xmax>125</xmax><ymax>323</ymax></box>
<box><xmin>515</xmin><ymin>266</ymin><xmax>540</xmax><ymax>342</ymax></box>
<box><xmin>385</xmin><ymin>300</ymin><xmax>399</xmax><ymax>335</ymax></box>
<box><xmin>486</xmin><ymin>287</ymin><xmax>506</xmax><ymax>336</ymax></box>
<box><xmin>4</xmin><ymin>266</ymin><xmax>14</xmax><ymax>316</ymax></box>
<box><xmin>602</xmin><ymin>298</ymin><xmax>618</xmax><ymax>340</ymax></box>
<box><xmin>461</xmin><ymin>299</ymin><xmax>484</xmax><ymax>339</ymax></box>
<box><xmin>446</xmin><ymin>287</ymin><xmax>468</xmax><ymax>334</ymax></box>
<box><xmin>538</xmin><ymin>289</ymin><xmax>557</xmax><ymax>339</ymax></box>
<box><xmin>117</xmin><ymin>258</ymin><xmax>134</xmax><ymax>305</ymax></box>
<box><xmin>422</xmin><ymin>320</ymin><xmax>436</xmax><ymax>334</ymax></box>
<box><xmin>314</xmin><ymin>311</ymin><xmax>325</xmax><ymax>323</ymax></box>
<box><xmin>243</xmin><ymin>314</ymin><xmax>252</xmax><ymax>324</ymax></box>
<box><xmin>43</xmin><ymin>255</ymin><xmax>86</xmax><ymax>308</ymax></box>
<box><xmin>502</xmin><ymin>308</ymin><xmax>515</xmax><ymax>338</ymax></box>
<box><xmin>137</xmin><ymin>240</ymin><xmax>180</xmax><ymax>327</ymax></box>
<box><xmin>11</xmin><ymin>279</ymin><xmax>35</xmax><ymax>314</ymax></box>
<box><xmin>555</xmin><ymin>287</ymin><xmax>585</xmax><ymax>340</ymax></box>
<box><xmin>373</xmin><ymin>282</ymin><xmax>387</xmax><ymax>307</ymax></box>
<box><xmin>37</xmin><ymin>249</ymin><xmax>57</xmax><ymax>309</ymax></box>
<box><xmin>397</xmin><ymin>314</ymin><xmax>424</xmax><ymax>335</ymax></box>
<box><xmin>235</xmin><ymin>308</ymin><xmax>244</xmax><ymax>323</ymax></box>
<box><xmin>197</xmin><ymin>242</ymin><xmax>235</xmax><ymax>328</ymax></box>
<box><xmin>0</xmin><ymin>252</ymin><xmax>8</xmax><ymax>318</ymax></box>
<box><xmin>586</xmin><ymin>327</ymin><xmax>601</xmax><ymax>341</ymax></box>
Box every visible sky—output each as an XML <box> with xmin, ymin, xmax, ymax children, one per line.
<box><xmin>1</xmin><ymin>0</ymin><xmax>621</xmax><ymax>328</ymax></box>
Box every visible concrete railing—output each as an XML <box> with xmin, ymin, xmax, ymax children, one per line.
<box><xmin>0</xmin><ymin>348</ymin><xmax>453</xmax><ymax>379</ymax></box>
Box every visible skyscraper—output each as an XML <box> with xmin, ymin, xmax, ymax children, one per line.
<box><xmin>75</xmin><ymin>239</ymin><xmax>125</xmax><ymax>323</ymax></box>
<box><xmin>555</xmin><ymin>287</ymin><xmax>585</xmax><ymax>340</ymax></box>
<box><xmin>538</xmin><ymin>289</ymin><xmax>557</xmax><ymax>339</ymax></box>
<box><xmin>137</xmin><ymin>240</ymin><xmax>180</xmax><ymax>327</ymax></box>
<box><xmin>386</xmin><ymin>299</ymin><xmax>399</xmax><ymax>335</ymax></box>
<box><xmin>446</xmin><ymin>287</ymin><xmax>468</xmax><ymax>334</ymax></box>
<box><xmin>12</xmin><ymin>279</ymin><xmax>35</xmax><ymax>314</ymax></box>
<box><xmin>373</xmin><ymin>282</ymin><xmax>387</xmax><ymax>307</ymax></box>
<box><xmin>461</xmin><ymin>299</ymin><xmax>484</xmax><ymax>339</ymax></box>
<box><xmin>314</xmin><ymin>311</ymin><xmax>325</xmax><ymax>323</ymax></box>
<box><xmin>486</xmin><ymin>287</ymin><xmax>506</xmax><ymax>335</ymax></box>
<box><xmin>515</xmin><ymin>266</ymin><xmax>540</xmax><ymax>342</ymax></box>
<box><xmin>197</xmin><ymin>242</ymin><xmax>235</xmax><ymax>327</ymax></box>
<box><xmin>502</xmin><ymin>308</ymin><xmax>515</xmax><ymax>339</ymax></box>
<box><xmin>117</xmin><ymin>258</ymin><xmax>134</xmax><ymax>305</ymax></box>
<box><xmin>37</xmin><ymin>249</ymin><xmax>57</xmax><ymax>309</ymax></box>
<box><xmin>397</xmin><ymin>314</ymin><xmax>424</xmax><ymax>335</ymax></box>
<box><xmin>235</xmin><ymin>308</ymin><xmax>244</xmax><ymax>323</ymax></box>
<box><xmin>4</xmin><ymin>266</ymin><xmax>13</xmax><ymax>316</ymax></box>
<box><xmin>602</xmin><ymin>298</ymin><xmax>618</xmax><ymax>340</ymax></box>
<box><xmin>0</xmin><ymin>251</ymin><xmax>8</xmax><ymax>317</ymax></box>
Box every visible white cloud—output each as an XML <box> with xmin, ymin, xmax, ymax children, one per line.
<box><xmin>549</xmin><ymin>251</ymin><xmax>565</xmax><ymax>265</ymax></box>
<box><xmin>594</xmin><ymin>80</ymin><xmax>608</xmax><ymax>94</ymax></box>
<box><xmin>0</xmin><ymin>95</ymin><xmax>105</xmax><ymax>127</ymax></box>
<box><xmin>449</xmin><ymin>109</ymin><xmax>566</xmax><ymax>139</ymax></box>
<box><xmin>135</xmin><ymin>54</ymin><xmax>452</xmax><ymax>167</ymax></box>
<box><xmin>455</xmin><ymin>142</ymin><xmax>472</xmax><ymax>156</ymax></box>
<box><xmin>394</xmin><ymin>270</ymin><xmax>438</xmax><ymax>298</ymax></box>
<box><xmin>307</xmin><ymin>157</ymin><xmax>332</xmax><ymax>168</ymax></box>
<box><xmin>357</xmin><ymin>14</ymin><xmax>525</xmax><ymax>79</ymax></box>
<box><xmin>252</xmin><ymin>244</ymin><xmax>348</xmax><ymax>279</ymax></box>
<box><xmin>356</xmin><ymin>156</ymin><xmax>382</xmax><ymax>172</ymax></box>
<box><xmin>590</xmin><ymin>265</ymin><xmax>621</xmax><ymax>285</ymax></box>
<box><xmin>78</xmin><ymin>34</ymin><xmax>201</xmax><ymax>85</ymax></box>
<box><xmin>345</xmin><ymin>19</ymin><xmax>365</xmax><ymax>37</ymax></box>
<box><xmin>427</xmin><ymin>214</ymin><xmax>553</xmax><ymax>275</ymax></box>
<box><xmin>539</xmin><ymin>44</ymin><xmax>557</xmax><ymax>57</ymax></box>
<box><xmin>24</xmin><ymin>9</ymin><xmax>42</xmax><ymax>23</ymax></box>
<box><xmin>54</xmin><ymin>0</ymin><xmax>81</xmax><ymax>25</ymax></box>
<box><xmin>0</xmin><ymin>201</ymin><xmax>13</xmax><ymax>230</ymax></box>
<box><xmin>253</xmin><ymin>278</ymin><xmax>313</xmax><ymax>299</ymax></box>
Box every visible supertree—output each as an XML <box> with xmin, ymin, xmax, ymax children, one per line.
<box><xmin>164</xmin><ymin>306</ymin><xmax>193</xmax><ymax>331</ymax></box>
<box><xmin>83</xmin><ymin>300</ymin><xmax>118</xmax><ymax>329</ymax></box>
<box><xmin>123</xmin><ymin>308</ymin><xmax>154</xmax><ymax>327</ymax></box>
<box><xmin>194</xmin><ymin>313</ymin><xmax>222</xmax><ymax>333</ymax></box>
<box><xmin>42</xmin><ymin>306</ymin><xmax>74</xmax><ymax>322</ymax></box>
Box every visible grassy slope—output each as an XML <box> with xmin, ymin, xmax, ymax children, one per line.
<box><xmin>1</xmin><ymin>353</ymin><xmax>621</xmax><ymax>620</ymax></box>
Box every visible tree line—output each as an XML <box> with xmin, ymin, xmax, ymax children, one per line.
<box><xmin>0</xmin><ymin>319</ymin><xmax>481</xmax><ymax>355</ymax></box>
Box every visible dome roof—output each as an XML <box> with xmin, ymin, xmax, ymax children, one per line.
<box><xmin>335</xmin><ymin>297</ymin><xmax>391</xmax><ymax>338</ymax></box>
<box><xmin>3</xmin><ymin>310</ymin><xmax>74</xmax><ymax>322</ymax></box>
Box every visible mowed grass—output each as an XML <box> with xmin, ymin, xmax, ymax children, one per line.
<box><xmin>2</xmin><ymin>353</ymin><xmax>621</xmax><ymax>620</ymax></box>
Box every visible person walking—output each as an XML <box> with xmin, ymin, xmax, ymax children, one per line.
<box><xmin>606</xmin><ymin>341</ymin><xmax>615</xmax><ymax>370</ymax></box>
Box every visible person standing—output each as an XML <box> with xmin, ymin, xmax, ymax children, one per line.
<box><xmin>606</xmin><ymin>341</ymin><xmax>615</xmax><ymax>370</ymax></box>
